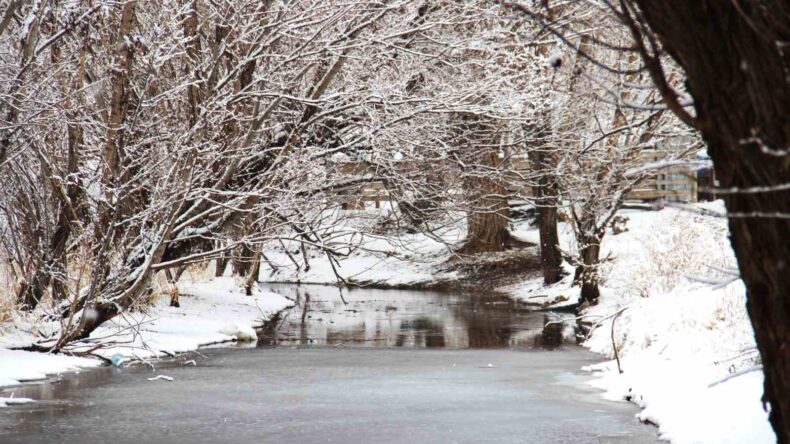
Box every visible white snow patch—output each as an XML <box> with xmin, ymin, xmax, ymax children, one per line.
<box><xmin>0</xmin><ymin>277</ymin><xmax>292</xmax><ymax>398</ymax></box>
<box><xmin>81</xmin><ymin>277</ymin><xmax>293</xmax><ymax>360</ymax></box>
<box><xmin>0</xmin><ymin>348</ymin><xmax>101</xmax><ymax>387</ymax></box>
<box><xmin>218</xmin><ymin>322</ymin><xmax>258</xmax><ymax>342</ymax></box>
<box><xmin>147</xmin><ymin>375</ymin><xmax>174</xmax><ymax>382</ymax></box>
<box><xmin>0</xmin><ymin>396</ymin><xmax>36</xmax><ymax>407</ymax></box>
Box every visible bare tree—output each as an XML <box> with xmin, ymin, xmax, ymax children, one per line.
<box><xmin>0</xmin><ymin>0</ymin><xmax>547</xmax><ymax>349</ymax></box>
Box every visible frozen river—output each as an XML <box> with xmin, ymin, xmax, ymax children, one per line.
<box><xmin>0</xmin><ymin>285</ymin><xmax>657</xmax><ymax>443</ymax></box>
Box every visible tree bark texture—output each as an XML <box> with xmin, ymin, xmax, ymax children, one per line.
<box><xmin>529</xmin><ymin>147</ymin><xmax>563</xmax><ymax>284</ymax></box>
<box><xmin>573</xmin><ymin>240</ymin><xmax>601</xmax><ymax>305</ymax></box>
<box><xmin>462</xmin><ymin>147</ymin><xmax>510</xmax><ymax>253</ymax></box>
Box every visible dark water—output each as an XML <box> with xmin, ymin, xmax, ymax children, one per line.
<box><xmin>257</xmin><ymin>284</ymin><xmax>570</xmax><ymax>350</ymax></box>
<box><xmin>0</xmin><ymin>285</ymin><xmax>657</xmax><ymax>443</ymax></box>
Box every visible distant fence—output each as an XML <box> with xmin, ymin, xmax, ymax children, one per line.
<box><xmin>329</xmin><ymin>150</ymin><xmax>699</xmax><ymax>211</ymax></box>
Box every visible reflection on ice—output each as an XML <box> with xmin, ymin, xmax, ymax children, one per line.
<box><xmin>258</xmin><ymin>284</ymin><xmax>576</xmax><ymax>350</ymax></box>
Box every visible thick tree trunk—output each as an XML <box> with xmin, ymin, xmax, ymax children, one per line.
<box><xmin>52</xmin><ymin>1</ymin><xmax>140</xmax><ymax>348</ymax></box>
<box><xmin>102</xmin><ymin>0</ymin><xmax>136</xmax><ymax>188</ymax></box>
<box><xmin>632</xmin><ymin>2</ymin><xmax>790</xmax><ymax>440</ymax></box>
<box><xmin>465</xmin><ymin>209</ymin><xmax>509</xmax><ymax>253</ymax></box>
<box><xmin>529</xmin><ymin>149</ymin><xmax>563</xmax><ymax>284</ymax></box>
<box><xmin>232</xmin><ymin>242</ymin><xmax>255</xmax><ymax>277</ymax></box>
<box><xmin>462</xmin><ymin>143</ymin><xmax>510</xmax><ymax>253</ymax></box>
<box><xmin>95</xmin><ymin>0</ymin><xmax>136</xmax><ymax>259</ymax></box>
<box><xmin>537</xmin><ymin>205</ymin><xmax>562</xmax><ymax>282</ymax></box>
<box><xmin>50</xmin><ymin>120</ymin><xmax>82</xmax><ymax>302</ymax></box>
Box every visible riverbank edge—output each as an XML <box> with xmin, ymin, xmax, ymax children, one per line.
<box><xmin>0</xmin><ymin>277</ymin><xmax>294</xmax><ymax>396</ymax></box>
<box><xmin>2</xmin><ymin>305</ymin><xmax>297</xmax><ymax>399</ymax></box>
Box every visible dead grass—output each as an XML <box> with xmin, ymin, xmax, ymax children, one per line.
<box><xmin>0</xmin><ymin>253</ymin><xmax>218</xmax><ymax>323</ymax></box>
<box><xmin>0</xmin><ymin>264</ymin><xmax>16</xmax><ymax>323</ymax></box>
<box><xmin>148</xmin><ymin>261</ymin><xmax>215</xmax><ymax>303</ymax></box>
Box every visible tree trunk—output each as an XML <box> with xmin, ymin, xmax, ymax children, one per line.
<box><xmin>95</xmin><ymin>0</ymin><xmax>136</xmax><ymax>257</ymax></box>
<box><xmin>573</xmin><ymin>240</ymin><xmax>601</xmax><ymax>305</ymax></box>
<box><xmin>462</xmin><ymin>138</ymin><xmax>510</xmax><ymax>253</ymax></box>
<box><xmin>164</xmin><ymin>267</ymin><xmax>186</xmax><ymax>307</ymax></box>
<box><xmin>244</xmin><ymin>257</ymin><xmax>260</xmax><ymax>296</ymax></box>
<box><xmin>537</xmin><ymin>205</ymin><xmax>562</xmax><ymax>283</ymax></box>
<box><xmin>18</xmin><ymin>267</ymin><xmax>49</xmax><ymax>310</ymax></box>
<box><xmin>0</xmin><ymin>0</ymin><xmax>35</xmax><ymax>165</ymax></box>
<box><xmin>632</xmin><ymin>1</ymin><xmax>790</xmax><ymax>440</ymax></box>
<box><xmin>215</xmin><ymin>254</ymin><xmax>228</xmax><ymax>277</ymax></box>
<box><xmin>180</xmin><ymin>0</ymin><xmax>202</xmax><ymax>129</ymax></box>
<box><xmin>529</xmin><ymin>148</ymin><xmax>563</xmax><ymax>284</ymax></box>
<box><xmin>232</xmin><ymin>242</ymin><xmax>255</xmax><ymax>277</ymax></box>
<box><xmin>52</xmin><ymin>1</ymin><xmax>140</xmax><ymax>348</ymax></box>
<box><xmin>465</xmin><ymin>208</ymin><xmax>509</xmax><ymax>253</ymax></box>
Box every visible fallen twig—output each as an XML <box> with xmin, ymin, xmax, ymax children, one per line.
<box><xmin>708</xmin><ymin>366</ymin><xmax>762</xmax><ymax>388</ymax></box>
<box><xmin>612</xmin><ymin>309</ymin><xmax>625</xmax><ymax>374</ymax></box>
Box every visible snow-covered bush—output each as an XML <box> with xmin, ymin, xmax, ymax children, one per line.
<box><xmin>617</xmin><ymin>209</ymin><xmax>735</xmax><ymax>298</ymax></box>
<box><xmin>588</xmin><ymin>280</ymin><xmax>753</xmax><ymax>361</ymax></box>
<box><xmin>586</xmin><ymin>205</ymin><xmax>752</xmax><ymax>362</ymax></box>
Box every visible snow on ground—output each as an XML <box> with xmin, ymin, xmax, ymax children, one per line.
<box><xmin>586</xmin><ymin>356</ymin><xmax>771</xmax><ymax>444</ymax></box>
<box><xmin>0</xmin><ymin>277</ymin><xmax>292</xmax><ymax>394</ymax></box>
<box><xmin>510</xmin><ymin>201</ymin><xmax>774</xmax><ymax>443</ymax></box>
<box><xmin>0</xmin><ymin>348</ymin><xmax>102</xmax><ymax>388</ymax></box>
<box><xmin>262</xmin><ymin>208</ymin><xmax>463</xmax><ymax>286</ymax></box>
<box><xmin>84</xmin><ymin>277</ymin><xmax>293</xmax><ymax>362</ymax></box>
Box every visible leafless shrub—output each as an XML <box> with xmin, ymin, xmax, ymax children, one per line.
<box><xmin>625</xmin><ymin>213</ymin><xmax>734</xmax><ymax>297</ymax></box>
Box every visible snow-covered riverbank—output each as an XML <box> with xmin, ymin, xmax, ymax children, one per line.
<box><xmin>259</xmin><ymin>202</ymin><xmax>774</xmax><ymax>443</ymax></box>
<box><xmin>0</xmin><ymin>277</ymin><xmax>292</xmax><ymax>390</ymax></box>
<box><xmin>509</xmin><ymin>203</ymin><xmax>773</xmax><ymax>443</ymax></box>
